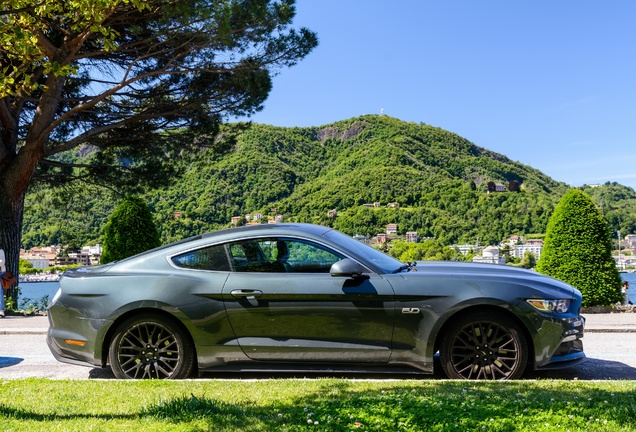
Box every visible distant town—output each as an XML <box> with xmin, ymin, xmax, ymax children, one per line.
<box><xmin>19</xmin><ymin>208</ymin><xmax>636</xmax><ymax>278</ymax></box>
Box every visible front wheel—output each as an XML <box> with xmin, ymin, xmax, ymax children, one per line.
<box><xmin>440</xmin><ymin>312</ymin><xmax>528</xmax><ymax>380</ymax></box>
<box><xmin>109</xmin><ymin>314</ymin><xmax>195</xmax><ymax>379</ymax></box>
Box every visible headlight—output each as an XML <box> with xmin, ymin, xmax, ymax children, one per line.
<box><xmin>526</xmin><ymin>299</ymin><xmax>570</xmax><ymax>314</ymax></box>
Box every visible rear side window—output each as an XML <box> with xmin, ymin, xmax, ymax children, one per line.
<box><xmin>172</xmin><ymin>245</ymin><xmax>230</xmax><ymax>271</ymax></box>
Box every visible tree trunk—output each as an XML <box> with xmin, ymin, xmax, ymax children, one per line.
<box><xmin>1</xmin><ymin>145</ymin><xmax>41</xmax><ymax>309</ymax></box>
<box><xmin>1</xmin><ymin>80</ymin><xmax>57</xmax><ymax>311</ymax></box>
<box><xmin>0</xmin><ymin>184</ymin><xmax>26</xmax><ymax>308</ymax></box>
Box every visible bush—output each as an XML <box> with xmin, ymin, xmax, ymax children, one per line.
<box><xmin>101</xmin><ymin>196</ymin><xmax>161</xmax><ymax>263</ymax></box>
<box><xmin>536</xmin><ymin>189</ymin><xmax>622</xmax><ymax>306</ymax></box>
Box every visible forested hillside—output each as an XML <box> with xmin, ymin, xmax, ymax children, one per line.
<box><xmin>21</xmin><ymin>115</ymin><xmax>636</xmax><ymax>248</ymax></box>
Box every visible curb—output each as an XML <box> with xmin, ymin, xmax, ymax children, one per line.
<box><xmin>0</xmin><ymin>328</ymin><xmax>48</xmax><ymax>335</ymax></box>
<box><xmin>585</xmin><ymin>328</ymin><xmax>636</xmax><ymax>333</ymax></box>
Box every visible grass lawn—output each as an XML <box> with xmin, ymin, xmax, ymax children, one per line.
<box><xmin>1</xmin><ymin>378</ymin><xmax>635</xmax><ymax>431</ymax></box>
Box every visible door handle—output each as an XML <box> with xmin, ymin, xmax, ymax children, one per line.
<box><xmin>230</xmin><ymin>289</ymin><xmax>263</xmax><ymax>298</ymax></box>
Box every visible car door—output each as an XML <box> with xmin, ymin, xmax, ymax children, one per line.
<box><xmin>221</xmin><ymin>237</ymin><xmax>396</xmax><ymax>363</ymax></box>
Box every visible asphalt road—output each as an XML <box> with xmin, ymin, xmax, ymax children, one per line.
<box><xmin>2</xmin><ymin>321</ymin><xmax>636</xmax><ymax>380</ymax></box>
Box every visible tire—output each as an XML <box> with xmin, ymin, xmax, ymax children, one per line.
<box><xmin>440</xmin><ymin>312</ymin><xmax>528</xmax><ymax>380</ymax></box>
<box><xmin>109</xmin><ymin>314</ymin><xmax>195</xmax><ymax>379</ymax></box>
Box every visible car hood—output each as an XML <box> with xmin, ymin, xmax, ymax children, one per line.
<box><xmin>409</xmin><ymin>261</ymin><xmax>577</xmax><ymax>298</ymax></box>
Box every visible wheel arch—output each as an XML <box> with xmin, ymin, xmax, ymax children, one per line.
<box><xmin>100</xmin><ymin>308</ymin><xmax>198</xmax><ymax>371</ymax></box>
<box><xmin>433</xmin><ymin>304</ymin><xmax>535</xmax><ymax>370</ymax></box>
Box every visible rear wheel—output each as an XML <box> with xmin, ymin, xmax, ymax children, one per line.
<box><xmin>440</xmin><ymin>312</ymin><xmax>528</xmax><ymax>380</ymax></box>
<box><xmin>109</xmin><ymin>314</ymin><xmax>195</xmax><ymax>379</ymax></box>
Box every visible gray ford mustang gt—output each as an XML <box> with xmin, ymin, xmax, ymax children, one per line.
<box><xmin>47</xmin><ymin>223</ymin><xmax>585</xmax><ymax>380</ymax></box>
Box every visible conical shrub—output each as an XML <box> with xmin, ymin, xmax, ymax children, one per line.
<box><xmin>536</xmin><ymin>189</ymin><xmax>622</xmax><ymax>307</ymax></box>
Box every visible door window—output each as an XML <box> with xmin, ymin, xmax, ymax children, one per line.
<box><xmin>228</xmin><ymin>238</ymin><xmax>345</xmax><ymax>273</ymax></box>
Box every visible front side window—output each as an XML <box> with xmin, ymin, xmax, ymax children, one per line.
<box><xmin>228</xmin><ymin>238</ymin><xmax>345</xmax><ymax>273</ymax></box>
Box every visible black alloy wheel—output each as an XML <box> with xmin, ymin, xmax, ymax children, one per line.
<box><xmin>440</xmin><ymin>312</ymin><xmax>528</xmax><ymax>380</ymax></box>
<box><xmin>109</xmin><ymin>314</ymin><xmax>195</xmax><ymax>379</ymax></box>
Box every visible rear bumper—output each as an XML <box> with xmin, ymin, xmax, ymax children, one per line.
<box><xmin>46</xmin><ymin>306</ymin><xmax>104</xmax><ymax>368</ymax></box>
<box><xmin>46</xmin><ymin>329</ymin><xmax>101</xmax><ymax>369</ymax></box>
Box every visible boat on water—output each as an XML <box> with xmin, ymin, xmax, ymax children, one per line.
<box><xmin>19</xmin><ymin>273</ymin><xmax>61</xmax><ymax>283</ymax></box>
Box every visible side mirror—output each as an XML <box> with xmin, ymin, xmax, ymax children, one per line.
<box><xmin>330</xmin><ymin>258</ymin><xmax>368</xmax><ymax>279</ymax></box>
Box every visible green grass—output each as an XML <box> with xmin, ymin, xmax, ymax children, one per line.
<box><xmin>1</xmin><ymin>379</ymin><xmax>636</xmax><ymax>431</ymax></box>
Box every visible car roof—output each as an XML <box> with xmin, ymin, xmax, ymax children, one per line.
<box><xmin>110</xmin><ymin>223</ymin><xmax>336</xmax><ymax>266</ymax></box>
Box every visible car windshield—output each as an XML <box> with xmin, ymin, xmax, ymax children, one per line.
<box><xmin>323</xmin><ymin>230</ymin><xmax>404</xmax><ymax>274</ymax></box>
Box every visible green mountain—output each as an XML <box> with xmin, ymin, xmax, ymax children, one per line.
<box><xmin>21</xmin><ymin>115</ymin><xmax>636</xmax><ymax>249</ymax></box>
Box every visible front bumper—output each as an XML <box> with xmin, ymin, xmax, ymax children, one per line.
<box><xmin>535</xmin><ymin>315</ymin><xmax>586</xmax><ymax>370</ymax></box>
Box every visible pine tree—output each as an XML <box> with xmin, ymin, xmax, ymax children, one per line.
<box><xmin>101</xmin><ymin>197</ymin><xmax>161</xmax><ymax>263</ymax></box>
<box><xmin>536</xmin><ymin>189</ymin><xmax>622</xmax><ymax>307</ymax></box>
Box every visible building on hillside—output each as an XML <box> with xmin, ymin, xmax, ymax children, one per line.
<box><xmin>487</xmin><ymin>182</ymin><xmax>507</xmax><ymax>193</ymax></box>
<box><xmin>20</xmin><ymin>251</ymin><xmax>55</xmax><ymax>270</ymax></box>
<box><xmin>54</xmin><ymin>255</ymin><xmax>77</xmax><ymax>267</ymax></box>
<box><xmin>406</xmin><ymin>232</ymin><xmax>419</xmax><ymax>243</ymax></box>
<box><xmin>454</xmin><ymin>244</ymin><xmax>481</xmax><ymax>256</ymax></box>
<box><xmin>472</xmin><ymin>246</ymin><xmax>505</xmax><ymax>265</ymax></box>
<box><xmin>526</xmin><ymin>239</ymin><xmax>544</xmax><ymax>246</ymax></box>
<box><xmin>511</xmin><ymin>243</ymin><xmax>543</xmax><ymax>260</ymax></box>
<box><xmin>83</xmin><ymin>245</ymin><xmax>102</xmax><ymax>265</ymax></box>
<box><xmin>386</xmin><ymin>224</ymin><xmax>398</xmax><ymax>235</ymax></box>
<box><xmin>376</xmin><ymin>233</ymin><xmax>388</xmax><ymax>244</ymax></box>
<box><xmin>353</xmin><ymin>235</ymin><xmax>370</xmax><ymax>245</ymax></box>
<box><xmin>625</xmin><ymin>234</ymin><xmax>636</xmax><ymax>249</ymax></box>
<box><xmin>68</xmin><ymin>250</ymin><xmax>92</xmax><ymax>266</ymax></box>
<box><xmin>387</xmin><ymin>202</ymin><xmax>400</xmax><ymax>208</ymax></box>
<box><xmin>22</xmin><ymin>244</ymin><xmax>102</xmax><ymax>267</ymax></box>
<box><xmin>231</xmin><ymin>216</ymin><xmax>242</xmax><ymax>225</ymax></box>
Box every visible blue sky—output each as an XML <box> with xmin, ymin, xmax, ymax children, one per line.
<box><xmin>235</xmin><ymin>1</ymin><xmax>636</xmax><ymax>190</ymax></box>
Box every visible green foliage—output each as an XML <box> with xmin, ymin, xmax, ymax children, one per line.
<box><xmin>387</xmin><ymin>239</ymin><xmax>467</xmax><ymax>262</ymax></box>
<box><xmin>536</xmin><ymin>189</ymin><xmax>622</xmax><ymax>306</ymax></box>
<box><xmin>47</xmin><ymin>264</ymin><xmax>83</xmax><ymax>274</ymax></box>
<box><xmin>101</xmin><ymin>196</ymin><xmax>160</xmax><ymax>263</ymax></box>
<box><xmin>23</xmin><ymin>116</ymin><xmax>576</xmax><ymax>247</ymax></box>
<box><xmin>22</xmin><ymin>185</ymin><xmax>117</xmax><ymax>249</ymax></box>
<box><xmin>579</xmin><ymin>182</ymin><xmax>636</xmax><ymax>243</ymax></box>
<box><xmin>19</xmin><ymin>258</ymin><xmax>39</xmax><ymax>275</ymax></box>
<box><xmin>1</xmin><ymin>0</ymin><xmax>317</xmax><ymax>307</ymax></box>
<box><xmin>518</xmin><ymin>251</ymin><xmax>537</xmax><ymax>269</ymax></box>
<box><xmin>0</xmin><ymin>0</ymin><xmax>148</xmax><ymax>97</ymax></box>
<box><xmin>20</xmin><ymin>117</ymin><xmax>636</xmax><ymax>262</ymax></box>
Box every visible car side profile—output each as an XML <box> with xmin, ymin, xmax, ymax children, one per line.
<box><xmin>47</xmin><ymin>223</ymin><xmax>585</xmax><ymax>380</ymax></box>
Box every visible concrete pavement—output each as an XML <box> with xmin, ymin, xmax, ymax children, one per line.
<box><xmin>2</xmin><ymin>312</ymin><xmax>636</xmax><ymax>335</ymax></box>
<box><xmin>0</xmin><ymin>315</ymin><xmax>49</xmax><ymax>335</ymax></box>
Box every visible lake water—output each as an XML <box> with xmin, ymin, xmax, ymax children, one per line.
<box><xmin>18</xmin><ymin>281</ymin><xmax>60</xmax><ymax>309</ymax></box>
<box><xmin>17</xmin><ymin>272</ymin><xmax>636</xmax><ymax>308</ymax></box>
